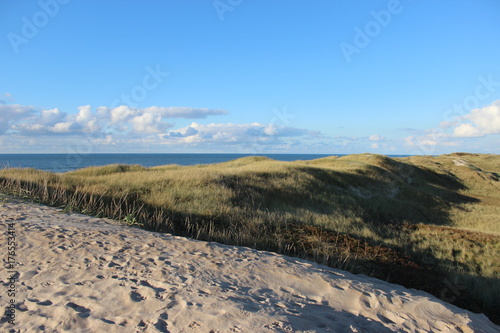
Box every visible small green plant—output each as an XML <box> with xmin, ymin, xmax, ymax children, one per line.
<box><xmin>0</xmin><ymin>193</ymin><xmax>7</xmax><ymax>206</ymax></box>
<box><xmin>63</xmin><ymin>203</ymin><xmax>75</xmax><ymax>213</ymax></box>
<box><xmin>123</xmin><ymin>213</ymin><xmax>142</xmax><ymax>227</ymax></box>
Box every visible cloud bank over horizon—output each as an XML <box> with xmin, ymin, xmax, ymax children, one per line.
<box><xmin>0</xmin><ymin>104</ymin><xmax>229</xmax><ymax>136</ymax></box>
<box><xmin>1</xmin><ymin>100</ymin><xmax>499</xmax><ymax>155</ymax></box>
<box><xmin>0</xmin><ymin>103</ymin><xmax>329</xmax><ymax>153</ymax></box>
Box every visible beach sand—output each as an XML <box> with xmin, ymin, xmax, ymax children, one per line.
<box><xmin>1</xmin><ymin>196</ymin><xmax>498</xmax><ymax>333</ymax></box>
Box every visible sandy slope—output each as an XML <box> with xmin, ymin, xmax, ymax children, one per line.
<box><xmin>0</xmin><ymin>197</ymin><xmax>498</xmax><ymax>333</ymax></box>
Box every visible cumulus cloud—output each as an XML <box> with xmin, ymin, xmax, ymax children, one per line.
<box><xmin>52</xmin><ymin>122</ymin><xmax>74</xmax><ymax>133</ymax></box>
<box><xmin>452</xmin><ymin>100</ymin><xmax>500</xmax><ymax>137</ymax></box>
<box><xmin>0</xmin><ymin>104</ymin><xmax>36</xmax><ymax>134</ymax></box>
<box><xmin>369</xmin><ymin>134</ymin><xmax>386</xmax><ymax>142</ymax></box>
<box><xmin>1</xmin><ymin>102</ymin><xmax>327</xmax><ymax>153</ymax></box>
<box><xmin>73</xmin><ymin>105</ymin><xmax>100</xmax><ymax>133</ymax></box>
<box><xmin>168</xmin><ymin>126</ymin><xmax>199</xmax><ymax>138</ymax></box>
<box><xmin>110</xmin><ymin>105</ymin><xmax>136</xmax><ymax>124</ymax></box>
<box><xmin>40</xmin><ymin>108</ymin><xmax>66</xmax><ymax>125</ymax></box>
<box><xmin>453</xmin><ymin>123</ymin><xmax>481</xmax><ymax>138</ymax></box>
<box><xmin>404</xmin><ymin>129</ymin><xmax>459</xmax><ymax>155</ymax></box>
<box><xmin>11</xmin><ymin>105</ymin><xmax>100</xmax><ymax>135</ymax></box>
<box><xmin>401</xmin><ymin>100</ymin><xmax>500</xmax><ymax>154</ymax></box>
<box><xmin>366</xmin><ymin>134</ymin><xmax>392</xmax><ymax>150</ymax></box>
<box><xmin>130</xmin><ymin>112</ymin><xmax>172</xmax><ymax>134</ymax></box>
<box><xmin>144</xmin><ymin>106</ymin><xmax>227</xmax><ymax>118</ymax></box>
<box><xmin>103</xmin><ymin>106</ymin><xmax>227</xmax><ymax>124</ymax></box>
<box><xmin>2</xmin><ymin>104</ymin><xmax>228</xmax><ymax>136</ymax></box>
<box><xmin>0</xmin><ymin>104</ymin><xmax>35</xmax><ymax>116</ymax></box>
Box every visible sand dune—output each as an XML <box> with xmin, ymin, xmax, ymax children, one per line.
<box><xmin>1</xmin><ymin>197</ymin><xmax>498</xmax><ymax>333</ymax></box>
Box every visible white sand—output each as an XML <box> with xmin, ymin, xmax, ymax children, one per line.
<box><xmin>1</xmin><ymin>197</ymin><xmax>498</xmax><ymax>333</ymax></box>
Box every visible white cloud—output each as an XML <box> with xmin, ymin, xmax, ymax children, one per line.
<box><xmin>369</xmin><ymin>134</ymin><xmax>386</xmax><ymax>141</ymax></box>
<box><xmin>452</xmin><ymin>100</ymin><xmax>500</xmax><ymax>137</ymax></box>
<box><xmin>0</xmin><ymin>104</ymin><xmax>36</xmax><ymax>134</ymax></box>
<box><xmin>96</xmin><ymin>106</ymin><xmax>111</xmax><ymax>119</ymax></box>
<box><xmin>76</xmin><ymin>105</ymin><xmax>93</xmax><ymax>123</ymax></box>
<box><xmin>111</xmin><ymin>105</ymin><xmax>137</xmax><ymax>123</ymax></box>
<box><xmin>73</xmin><ymin>105</ymin><xmax>100</xmax><ymax>133</ymax></box>
<box><xmin>404</xmin><ymin>130</ymin><xmax>459</xmax><ymax>155</ymax></box>
<box><xmin>439</xmin><ymin>120</ymin><xmax>458</xmax><ymax>129</ymax></box>
<box><xmin>107</xmin><ymin>106</ymin><xmax>227</xmax><ymax>124</ymax></box>
<box><xmin>144</xmin><ymin>106</ymin><xmax>227</xmax><ymax>118</ymax></box>
<box><xmin>40</xmin><ymin>108</ymin><xmax>66</xmax><ymax>125</ymax></box>
<box><xmin>0</xmin><ymin>104</ymin><xmax>35</xmax><ymax>116</ymax></box>
<box><xmin>401</xmin><ymin>100</ymin><xmax>500</xmax><ymax>154</ymax></box>
<box><xmin>2</xmin><ymin>104</ymin><xmax>228</xmax><ymax>137</ymax></box>
<box><xmin>11</xmin><ymin>105</ymin><xmax>99</xmax><ymax>135</ymax></box>
<box><xmin>1</xmin><ymin>103</ymin><xmax>330</xmax><ymax>153</ymax></box>
<box><xmin>264</xmin><ymin>124</ymin><xmax>278</xmax><ymax>136</ymax></box>
<box><xmin>130</xmin><ymin>112</ymin><xmax>171</xmax><ymax>134</ymax></box>
<box><xmin>162</xmin><ymin>122</ymin><xmax>318</xmax><ymax>148</ymax></box>
<box><xmin>453</xmin><ymin>123</ymin><xmax>482</xmax><ymax>138</ymax></box>
<box><xmin>52</xmin><ymin>122</ymin><xmax>73</xmax><ymax>133</ymax></box>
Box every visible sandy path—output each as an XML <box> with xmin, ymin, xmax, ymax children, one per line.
<box><xmin>0</xmin><ymin>196</ymin><xmax>498</xmax><ymax>333</ymax></box>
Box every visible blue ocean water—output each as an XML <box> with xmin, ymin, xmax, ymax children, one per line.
<box><xmin>0</xmin><ymin>153</ymin><xmax>331</xmax><ymax>173</ymax></box>
<box><xmin>0</xmin><ymin>153</ymin><xmax>410</xmax><ymax>173</ymax></box>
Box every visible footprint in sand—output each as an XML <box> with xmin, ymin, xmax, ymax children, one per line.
<box><xmin>130</xmin><ymin>290</ymin><xmax>145</xmax><ymax>302</ymax></box>
<box><xmin>66</xmin><ymin>302</ymin><xmax>91</xmax><ymax>318</ymax></box>
<box><xmin>22</xmin><ymin>270</ymin><xmax>39</xmax><ymax>280</ymax></box>
<box><xmin>107</xmin><ymin>261</ymin><xmax>121</xmax><ymax>268</ymax></box>
<box><xmin>188</xmin><ymin>321</ymin><xmax>201</xmax><ymax>328</ymax></box>
<box><xmin>137</xmin><ymin>320</ymin><xmax>148</xmax><ymax>329</ymax></box>
<box><xmin>139</xmin><ymin>280</ymin><xmax>166</xmax><ymax>293</ymax></box>
<box><xmin>100</xmin><ymin>318</ymin><xmax>116</xmax><ymax>325</ymax></box>
<box><xmin>154</xmin><ymin>317</ymin><xmax>169</xmax><ymax>331</ymax></box>
<box><xmin>264</xmin><ymin>321</ymin><xmax>293</xmax><ymax>332</ymax></box>
<box><xmin>146</xmin><ymin>258</ymin><xmax>157</xmax><ymax>266</ymax></box>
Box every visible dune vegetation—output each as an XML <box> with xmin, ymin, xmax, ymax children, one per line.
<box><xmin>1</xmin><ymin>153</ymin><xmax>499</xmax><ymax>323</ymax></box>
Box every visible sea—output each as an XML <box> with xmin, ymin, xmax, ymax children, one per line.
<box><xmin>0</xmin><ymin>153</ymin><xmax>409</xmax><ymax>173</ymax></box>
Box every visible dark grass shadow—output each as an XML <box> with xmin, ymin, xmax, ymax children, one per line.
<box><xmin>215</xmin><ymin>160</ymin><xmax>478</xmax><ymax>228</ymax></box>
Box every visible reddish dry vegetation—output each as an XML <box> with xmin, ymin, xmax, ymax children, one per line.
<box><xmin>281</xmin><ymin>222</ymin><xmax>499</xmax><ymax>324</ymax></box>
<box><xmin>414</xmin><ymin>224</ymin><xmax>499</xmax><ymax>244</ymax></box>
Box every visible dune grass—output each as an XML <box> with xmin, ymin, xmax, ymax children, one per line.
<box><xmin>0</xmin><ymin>153</ymin><xmax>499</xmax><ymax>322</ymax></box>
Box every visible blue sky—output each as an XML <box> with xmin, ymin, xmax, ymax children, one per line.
<box><xmin>1</xmin><ymin>0</ymin><xmax>499</xmax><ymax>154</ymax></box>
